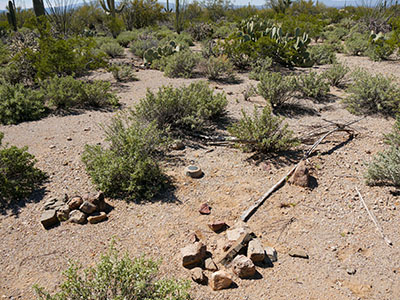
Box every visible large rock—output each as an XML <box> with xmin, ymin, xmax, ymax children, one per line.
<box><xmin>68</xmin><ymin>196</ymin><xmax>83</xmax><ymax>210</ymax></box>
<box><xmin>181</xmin><ymin>242</ymin><xmax>207</xmax><ymax>268</ymax></box>
<box><xmin>87</xmin><ymin>212</ymin><xmax>107</xmax><ymax>224</ymax></box>
<box><xmin>248</xmin><ymin>239</ymin><xmax>265</xmax><ymax>263</ymax></box>
<box><xmin>56</xmin><ymin>204</ymin><xmax>70</xmax><ymax>221</ymax></box>
<box><xmin>79</xmin><ymin>201</ymin><xmax>97</xmax><ymax>214</ymax></box>
<box><xmin>69</xmin><ymin>210</ymin><xmax>87</xmax><ymax>224</ymax></box>
<box><xmin>226</xmin><ymin>223</ymin><xmax>252</xmax><ymax>242</ymax></box>
<box><xmin>191</xmin><ymin>267</ymin><xmax>207</xmax><ymax>285</ymax></box>
<box><xmin>231</xmin><ymin>255</ymin><xmax>256</xmax><ymax>278</ymax></box>
<box><xmin>84</xmin><ymin>192</ymin><xmax>107</xmax><ymax>212</ymax></box>
<box><xmin>209</xmin><ymin>270</ymin><xmax>233</xmax><ymax>291</ymax></box>
<box><xmin>288</xmin><ymin>160</ymin><xmax>310</xmax><ymax>187</ymax></box>
<box><xmin>40</xmin><ymin>209</ymin><xmax>59</xmax><ymax>229</ymax></box>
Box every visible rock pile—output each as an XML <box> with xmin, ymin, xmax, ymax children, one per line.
<box><xmin>40</xmin><ymin>192</ymin><xmax>108</xmax><ymax>229</ymax></box>
<box><xmin>180</xmin><ymin>222</ymin><xmax>277</xmax><ymax>290</ymax></box>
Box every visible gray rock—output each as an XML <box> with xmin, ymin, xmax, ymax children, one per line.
<box><xmin>181</xmin><ymin>242</ymin><xmax>207</xmax><ymax>268</ymax></box>
<box><xmin>289</xmin><ymin>248</ymin><xmax>309</xmax><ymax>259</ymax></box>
<box><xmin>40</xmin><ymin>209</ymin><xmax>59</xmax><ymax>229</ymax></box>
<box><xmin>191</xmin><ymin>267</ymin><xmax>207</xmax><ymax>284</ymax></box>
<box><xmin>87</xmin><ymin>212</ymin><xmax>107</xmax><ymax>224</ymax></box>
<box><xmin>248</xmin><ymin>239</ymin><xmax>265</xmax><ymax>263</ymax></box>
<box><xmin>231</xmin><ymin>255</ymin><xmax>256</xmax><ymax>278</ymax></box>
<box><xmin>56</xmin><ymin>205</ymin><xmax>70</xmax><ymax>221</ymax></box>
<box><xmin>44</xmin><ymin>198</ymin><xmax>65</xmax><ymax>210</ymax></box>
<box><xmin>205</xmin><ymin>257</ymin><xmax>218</xmax><ymax>271</ymax></box>
<box><xmin>79</xmin><ymin>201</ymin><xmax>97</xmax><ymax>214</ymax></box>
<box><xmin>264</xmin><ymin>246</ymin><xmax>277</xmax><ymax>262</ymax></box>
<box><xmin>226</xmin><ymin>224</ymin><xmax>251</xmax><ymax>242</ymax></box>
<box><xmin>69</xmin><ymin>210</ymin><xmax>87</xmax><ymax>224</ymax></box>
<box><xmin>68</xmin><ymin>196</ymin><xmax>83</xmax><ymax>210</ymax></box>
<box><xmin>84</xmin><ymin>192</ymin><xmax>107</xmax><ymax>212</ymax></box>
<box><xmin>209</xmin><ymin>270</ymin><xmax>232</xmax><ymax>291</ymax></box>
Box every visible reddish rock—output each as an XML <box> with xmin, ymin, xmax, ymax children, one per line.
<box><xmin>208</xmin><ymin>221</ymin><xmax>228</xmax><ymax>233</ymax></box>
<box><xmin>68</xmin><ymin>196</ymin><xmax>83</xmax><ymax>210</ymax></box>
<box><xmin>188</xmin><ymin>232</ymin><xmax>199</xmax><ymax>243</ymax></box>
<box><xmin>288</xmin><ymin>161</ymin><xmax>310</xmax><ymax>187</ymax></box>
<box><xmin>248</xmin><ymin>239</ymin><xmax>265</xmax><ymax>263</ymax></box>
<box><xmin>205</xmin><ymin>258</ymin><xmax>218</xmax><ymax>271</ymax></box>
<box><xmin>199</xmin><ymin>203</ymin><xmax>211</xmax><ymax>215</ymax></box>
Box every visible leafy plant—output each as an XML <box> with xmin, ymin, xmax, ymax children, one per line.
<box><xmin>116</xmin><ymin>30</ymin><xmax>137</xmax><ymax>47</ymax></box>
<box><xmin>228</xmin><ymin>105</ymin><xmax>299</xmax><ymax>153</ymax></box>
<box><xmin>100</xmin><ymin>41</ymin><xmax>124</xmax><ymax>58</ymax></box>
<box><xmin>162</xmin><ymin>50</ymin><xmax>200</xmax><ymax>78</ymax></box>
<box><xmin>109</xmin><ymin>63</ymin><xmax>138</xmax><ymax>82</ymax></box>
<box><xmin>34</xmin><ymin>241</ymin><xmax>190</xmax><ymax>299</ymax></box>
<box><xmin>130</xmin><ymin>36</ymin><xmax>159</xmax><ymax>57</ymax></box>
<box><xmin>295</xmin><ymin>71</ymin><xmax>330</xmax><ymax>100</ymax></box>
<box><xmin>0</xmin><ymin>132</ymin><xmax>47</xmax><ymax>207</ymax></box>
<box><xmin>198</xmin><ymin>55</ymin><xmax>235</xmax><ymax>81</ymax></box>
<box><xmin>345</xmin><ymin>32</ymin><xmax>369</xmax><ymax>56</ymax></box>
<box><xmin>248</xmin><ymin>57</ymin><xmax>273</xmax><ymax>80</ymax></box>
<box><xmin>122</xmin><ymin>0</ymin><xmax>164</xmax><ymax>30</ymax></box>
<box><xmin>308</xmin><ymin>44</ymin><xmax>337</xmax><ymax>65</ymax></box>
<box><xmin>322</xmin><ymin>62</ymin><xmax>349</xmax><ymax>87</ymax></box>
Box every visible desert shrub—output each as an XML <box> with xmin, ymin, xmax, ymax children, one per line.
<box><xmin>187</xmin><ymin>22</ymin><xmax>214</xmax><ymax>41</ymax></box>
<box><xmin>228</xmin><ymin>105</ymin><xmax>299</xmax><ymax>153</ymax></box>
<box><xmin>0</xmin><ymin>132</ymin><xmax>47</xmax><ymax>207</ymax></box>
<box><xmin>94</xmin><ymin>36</ymin><xmax>116</xmax><ymax>48</ymax></box>
<box><xmin>366</xmin><ymin>34</ymin><xmax>395</xmax><ymax>62</ymax></box>
<box><xmin>344</xmin><ymin>70</ymin><xmax>400</xmax><ymax>115</ymax></box>
<box><xmin>0</xmin><ymin>82</ymin><xmax>46</xmax><ymax>125</ymax></box>
<box><xmin>122</xmin><ymin>0</ymin><xmax>165</xmax><ymax>30</ymax></box>
<box><xmin>41</xmin><ymin>76</ymin><xmax>119</xmax><ymax>110</ymax></box>
<box><xmin>322</xmin><ymin>62</ymin><xmax>349</xmax><ymax>87</ymax></box>
<box><xmin>198</xmin><ymin>55</ymin><xmax>235</xmax><ymax>81</ymax></box>
<box><xmin>258</xmin><ymin>72</ymin><xmax>297</xmax><ymax>109</ymax></box>
<box><xmin>130</xmin><ymin>37</ymin><xmax>159</xmax><ymax>57</ymax></box>
<box><xmin>248</xmin><ymin>57</ymin><xmax>273</xmax><ymax>80</ymax></box>
<box><xmin>100</xmin><ymin>41</ymin><xmax>124</xmax><ymax>58</ymax></box>
<box><xmin>162</xmin><ymin>50</ymin><xmax>200</xmax><ymax>78</ymax></box>
<box><xmin>366</xmin><ymin>118</ymin><xmax>400</xmax><ymax>186</ymax></box>
<box><xmin>308</xmin><ymin>44</ymin><xmax>337</xmax><ymax>65</ymax></box>
<box><xmin>116</xmin><ymin>31</ymin><xmax>138</xmax><ymax>47</ymax></box>
<box><xmin>133</xmin><ymin>81</ymin><xmax>227</xmax><ymax>134</ymax></box>
<box><xmin>295</xmin><ymin>71</ymin><xmax>330</xmax><ymax>100</ymax></box>
<box><xmin>345</xmin><ymin>32</ymin><xmax>369</xmax><ymax>56</ymax></box>
<box><xmin>82</xmin><ymin>117</ymin><xmax>167</xmax><ymax>201</ymax></box>
<box><xmin>213</xmin><ymin>23</ymin><xmax>236</xmax><ymax>39</ymax></box>
<box><xmin>34</xmin><ymin>241</ymin><xmax>190</xmax><ymax>299</ymax></box>
<box><xmin>0</xmin><ymin>42</ymin><xmax>9</xmax><ymax>65</ymax></box>
<box><xmin>109</xmin><ymin>63</ymin><xmax>138</xmax><ymax>82</ymax></box>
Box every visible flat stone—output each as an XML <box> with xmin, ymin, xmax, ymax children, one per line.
<box><xmin>69</xmin><ymin>210</ymin><xmax>87</xmax><ymax>224</ymax></box>
<box><xmin>79</xmin><ymin>201</ymin><xmax>97</xmax><ymax>214</ymax></box>
<box><xmin>43</xmin><ymin>198</ymin><xmax>57</xmax><ymax>210</ymax></box>
<box><xmin>68</xmin><ymin>196</ymin><xmax>83</xmax><ymax>210</ymax></box>
<box><xmin>205</xmin><ymin>258</ymin><xmax>218</xmax><ymax>271</ymax></box>
<box><xmin>40</xmin><ymin>209</ymin><xmax>59</xmax><ymax>229</ymax></box>
<box><xmin>191</xmin><ymin>267</ymin><xmax>207</xmax><ymax>285</ymax></box>
<box><xmin>226</xmin><ymin>224</ymin><xmax>252</xmax><ymax>242</ymax></box>
<box><xmin>56</xmin><ymin>204</ymin><xmax>70</xmax><ymax>221</ymax></box>
<box><xmin>288</xmin><ymin>160</ymin><xmax>310</xmax><ymax>187</ymax></box>
<box><xmin>248</xmin><ymin>239</ymin><xmax>265</xmax><ymax>263</ymax></box>
<box><xmin>208</xmin><ymin>221</ymin><xmax>228</xmax><ymax>233</ymax></box>
<box><xmin>232</xmin><ymin>255</ymin><xmax>256</xmax><ymax>278</ymax></box>
<box><xmin>199</xmin><ymin>203</ymin><xmax>211</xmax><ymax>215</ymax></box>
<box><xmin>265</xmin><ymin>246</ymin><xmax>277</xmax><ymax>263</ymax></box>
<box><xmin>181</xmin><ymin>242</ymin><xmax>207</xmax><ymax>268</ymax></box>
<box><xmin>185</xmin><ymin>165</ymin><xmax>203</xmax><ymax>178</ymax></box>
<box><xmin>289</xmin><ymin>248</ymin><xmax>309</xmax><ymax>259</ymax></box>
<box><xmin>87</xmin><ymin>212</ymin><xmax>107</xmax><ymax>224</ymax></box>
<box><xmin>209</xmin><ymin>270</ymin><xmax>232</xmax><ymax>291</ymax></box>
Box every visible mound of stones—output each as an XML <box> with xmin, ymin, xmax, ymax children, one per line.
<box><xmin>40</xmin><ymin>192</ymin><xmax>108</xmax><ymax>229</ymax></box>
<box><xmin>180</xmin><ymin>222</ymin><xmax>277</xmax><ymax>290</ymax></box>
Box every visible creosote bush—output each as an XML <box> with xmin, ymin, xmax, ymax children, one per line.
<box><xmin>295</xmin><ymin>71</ymin><xmax>330</xmax><ymax>100</ymax></box>
<box><xmin>198</xmin><ymin>55</ymin><xmax>235</xmax><ymax>81</ymax></box>
<box><xmin>0</xmin><ymin>132</ymin><xmax>47</xmax><ymax>207</ymax></box>
<box><xmin>344</xmin><ymin>70</ymin><xmax>400</xmax><ymax>115</ymax></box>
<box><xmin>258</xmin><ymin>72</ymin><xmax>297</xmax><ymax>109</ymax></box>
<box><xmin>322</xmin><ymin>62</ymin><xmax>349</xmax><ymax>87</ymax></box>
<box><xmin>248</xmin><ymin>58</ymin><xmax>273</xmax><ymax>81</ymax></box>
<box><xmin>228</xmin><ymin>105</ymin><xmax>299</xmax><ymax>153</ymax></box>
<box><xmin>34</xmin><ymin>241</ymin><xmax>190</xmax><ymax>300</ymax></box>
<box><xmin>162</xmin><ymin>50</ymin><xmax>200</xmax><ymax>78</ymax></box>
<box><xmin>100</xmin><ymin>41</ymin><xmax>125</xmax><ymax>58</ymax></box>
<box><xmin>308</xmin><ymin>44</ymin><xmax>337</xmax><ymax>65</ymax></box>
<box><xmin>109</xmin><ymin>63</ymin><xmax>138</xmax><ymax>82</ymax></box>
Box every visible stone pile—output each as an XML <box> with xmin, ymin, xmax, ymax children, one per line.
<box><xmin>180</xmin><ymin>222</ymin><xmax>277</xmax><ymax>290</ymax></box>
<box><xmin>40</xmin><ymin>192</ymin><xmax>108</xmax><ymax>229</ymax></box>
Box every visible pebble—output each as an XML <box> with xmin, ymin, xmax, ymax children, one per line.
<box><xmin>346</xmin><ymin>268</ymin><xmax>357</xmax><ymax>275</ymax></box>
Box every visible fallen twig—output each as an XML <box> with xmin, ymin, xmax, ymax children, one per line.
<box><xmin>356</xmin><ymin>187</ymin><xmax>392</xmax><ymax>246</ymax></box>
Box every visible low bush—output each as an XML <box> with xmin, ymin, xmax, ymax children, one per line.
<box><xmin>116</xmin><ymin>31</ymin><xmax>137</xmax><ymax>47</ymax></box>
<box><xmin>295</xmin><ymin>71</ymin><xmax>330</xmax><ymax>100</ymax></box>
<box><xmin>345</xmin><ymin>32</ymin><xmax>369</xmax><ymax>56</ymax></box>
<box><xmin>109</xmin><ymin>63</ymin><xmax>138</xmax><ymax>82</ymax></box>
<box><xmin>344</xmin><ymin>70</ymin><xmax>400</xmax><ymax>115</ymax></box>
<box><xmin>228</xmin><ymin>105</ymin><xmax>299</xmax><ymax>153</ymax></box>
<box><xmin>0</xmin><ymin>82</ymin><xmax>46</xmax><ymax>125</ymax></box>
<box><xmin>258</xmin><ymin>72</ymin><xmax>297</xmax><ymax>109</ymax></box>
<box><xmin>248</xmin><ymin>58</ymin><xmax>273</xmax><ymax>80</ymax></box>
<box><xmin>322</xmin><ymin>62</ymin><xmax>349</xmax><ymax>87</ymax></box>
<box><xmin>308</xmin><ymin>44</ymin><xmax>337</xmax><ymax>65</ymax></box>
<box><xmin>162</xmin><ymin>50</ymin><xmax>200</xmax><ymax>78</ymax></box>
<box><xmin>198</xmin><ymin>55</ymin><xmax>235</xmax><ymax>81</ymax></box>
<box><xmin>130</xmin><ymin>37</ymin><xmax>159</xmax><ymax>57</ymax></box>
<box><xmin>187</xmin><ymin>22</ymin><xmax>214</xmax><ymax>41</ymax></box>
<box><xmin>0</xmin><ymin>132</ymin><xmax>47</xmax><ymax>207</ymax></box>
<box><xmin>34</xmin><ymin>241</ymin><xmax>190</xmax><ymax>299</ymax></box>
<box><xmin>100</xmin><ymin>41</ymin><xmax>124</xmax><ymax>58</ymax></box>
<box><xmin>133</xmin><ymin>81</ymin><xmax>227</xmax><ymax>134</ymax></box>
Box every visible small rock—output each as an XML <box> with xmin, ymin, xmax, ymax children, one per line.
<box><xmin>347</xmin><ymin>268</ymin><xmax>357</xmax><ymax>275</ymax></box>
<box><xmin>205</xmin><ymin>257</ymin><xmax>218</xmax><ymax>271</ymax></box>
<box><xmin>289</xmin><ymin>248</ymin><xmax>309</xmax><ymax>259</ymax></box>
<box><xmin>79</xmin><ymin>201</ymin><xmax>97</xmax><ymax>214</ymax></box>
<box><xmin>181</xmin><ymin>242</ymin><xmax>207</xmax><ymax>268</ymax></box>
<box><xmin>49</xmin><ymin>145</ymin><xmax>56</xmax><ymax>149</ymax></box>
<box><xmin>87</xmin><ymin>212</ymin><xmax>107</xmax><ymax>224</ymax></box>
<box><xmin>199</xmin><ymin>203</ymin><xmax>211</xmax><ymax>215</ymax></box>
<box><xmin>171</xmin><ymin>140</ymin><xmax>185</xmax><ymax>150</ymax></box>
<box><xmin>191</xmin><ymin>267</ymin><xmax>207</xmax><ymax>284</ymax></box>
<box><xmin>208</xmin><ymin>221</ymin><xmax>228</xmax><ymax>233</ymax></box>
<box><xmin>56</xmin><ymin>205</ymin><xmax>70</xmax><ymax>221</ymax></box>
<box><xmin>264</xmin><ymin>246</ymin><xmax>277</xmax><ymax>262</ymax></box>
<box><xmin>217</xmin><ymin>232</ymin><xmax>253</xmax><ymax>266</ymax></box>
<box><xmin>288</xmin><ymin>160</ymin><xmax>310</xmax><ymax>188</ymax></box>
<box><xmin>68</xmin><ymin>196</ymin><xmax>83</xmax><ymax>210</ymax></box>
<box><xmin>67</xmin><ymin>137</ymin><xmax>72</xmax><ymax>141</ymax></box>
<box><xmin>248</xmin><ymin>239</ymin><xmax>265</xmax><ymax>263</ymax></box>
<box><xmin>84</xmin><ymin>127</ymin><xmax>91</xmax><ymax>131</ymax></box>
<box><xmin>188</xmin><ymin>232</ymin><xmax>199</xmax><ymax>243</ymax></box>
<box><xmin>40</xmin><ymin>210</ymin><xmax>59</xmax><ymax>229</ymax></box>
<box><xmin>185</xmin><ymin>165</ymin><xmax>203</xmax><ymax>178</ymax></box>
<box><xmin>209</xmin><ymin>270</ymin><xmax>232</xmax><ymax>291</ymax></box>
<box><xmin>226</xmin><ymin>224</ymin><xmax>251</xmax><ymax>242</ymax></box>
<box><xmin>69</xmin><ymin>210</ymin><xmax>87</xmax><ymax>224</ymax></box>
<box><xmin>231</xmin><ymin>255</ymin><xmax>256</xmax><ymax>278</ymax></box>
<box><xmin>227</xmin><ymin>91</ymin><xmax>233</xmax><ymax>95</ymax></box>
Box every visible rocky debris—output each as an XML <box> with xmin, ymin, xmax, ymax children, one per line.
<box><xmin>87</xmin><ymin>212</ymin><xmax>107</xmax><ymax>224</ymax></box>
<box><xmin>226</xmin><ymin>223</ymin><xmax>252</xmax><ymax>242</ymax></box>
<box><xmin>205</xmin><ymin>258</ymin><xmax>218</xmax><ymax>271</ymax></box>
<box><xmin>248</xmin><ymin>239</ymin><xmax>265</xmax><ymax>263</ymax></box>
<box><xmin>209</xmin><ymin>270</ymin><xmax>233</xmax><ymax>291</ymax></box>
<box><xmin>40</xmin><ymin>210</ymin><xmax>59</xmax><ymax>229</ymax></box>
<box><xmin>217</xmin><ymin>231</ymin><xmax>253</xmax><ymax>266</ymax></box>
<box><xmin>288</xmin><ymin>160</ymin><xmax>310</xmax><ymax>188</ymax></box>
<box><xmin>84</xmin><ymin>192</ymin><xmax>107</xmax><ymax>212</ymax></box>
<box><xmin>265</xmin><ymin>246</ymin><xmax>278</xmax><ymax>263</ymax></box>
<box><xmin>199</xmin><ymin>203</ymin><xmax>211</xmax><ymax>215</ymax></box>
<box><xmin>56</xmin><ymin>205</ymin><xmax>70</xmax><ymax>221</ymax></box>
<box><xmin>289</xmin><ymin>248</ymin><xmax>309</xmax><ymax>259</ymax></box>
<box><xmin>208</xmin><ymin>221</ymin><xmax>228</xmax><ymax>233</ymax></box>
<box><xmin>44</xmin><ymin>198</ymin><xmax>66</xmax><ymax>211</ymax></box>
<box><xmin>181</xmin><ymin>242</ymin><xmax>207</xmax><ymax>268</ymax></box>
<box><xmin>79</xmin><ymin>201</ymin><xmax>97</xmax><ymax>214</ymax></box>
<box><xmin>232</xmin><ymin>255</ymin><xmax>256</xmax><ymax>278</ymax></box>
<box><xmin>69</xmin><ymin>210</ymin><xmax>87</xmax><ymax>224</ymax></box>
<box><xmin>185</xmin><ymin>165</ymin><xmax>203</xmax><ymax>178</ymax></box>
<box><xmin>191</xmin><ymin>267</ymin><xmax>207</xmax><ymax>284</ymax></box>
<box><xmin>67</xmin><ymin>196</ymin><xmax>83</xmax><ymax>210</ymax></box>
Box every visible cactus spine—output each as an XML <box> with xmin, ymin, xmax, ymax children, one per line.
<box><xmin>33</xmin><ymin>0</ymin><xmax>45</xmax><ymax>17</ymax></box>
<box><xmin>6</xmin><ymin>1</ymin><xmax>17</xmax><ymax>31</ymax></box>
<box><xmin>99</xmin><ymin>0</ymin><xmax>125</xmax><ymax>18</ymax></box>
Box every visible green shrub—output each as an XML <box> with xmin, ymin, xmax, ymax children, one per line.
<box><xmin>41</xmin><ymin>76</ymin><xmax>119</xmax><ymax>110</ymax></box>
<box><xmin>34</xmin><ymin>241</ymin><xmax>190</xmax><ymax>299</ymax></box>
<box><xmin>258</xmin><ymin>72</ymin><xmax>297</xmax><ymax>109</ymax></box>
<box><xmin>0</xmin><ymin>42</ymin><xmax>9</xmax><ymax>65</ymax></box>
<box><xmin>133</xmin><ymin>81</ymin><xmax>227</xmax><ymax>134</ymax></box>
<box><xmin>322</xmin><ymin>62</ymin><xmax>349</xmax><ymax>87</ymax></box>
<box><xmin>187</xmin><ymin>22</ymin><xmax>214</xmax><ymax>41</ymax></box>
<box><xmin>116</xmin><ymin>31</ymin><xmax>138</xmax><ymax>47</ymax></box>
<box><xmin>198</xmin><ymin>55</ymin><xmax>235</xmax><ymax>81</ymax></box>
<box><xmin>228</xmin><ymin>105</ymin><xmax>299</xmax><ymax>153</ymax></box>
<box><xmin>366</xmin><ymin>118</ymin><xmax>400</xmax><ymax>186</ymax></box>
<box><xmin>295</xmin><ymin>71</ymin><xmax>330</xmax><ymax>100</ymax></box>
<box><xmin>248</xmin><ymin>57</ymin><xmax>273</xmax><ymax>80</ymax></box>
<box><xmin>0</xmin><ymin>82</ymin><xmax>46</xmax><ymax>125</ymax></box>
<box><xmin>82</xmin><ymin>117</ymin><xmax>167</xmax><ymax>201</ymax></box>
<box><xmin>308</xmin><ymin>44</ymin><xmax>337</xmax><ymax>65</ymax></box>
<box><xmin>0</xmin><ymin>132</ymin><xmax>47</xmax><ymax>207</ymax></box>
<box><xmin>344</xmin><ymin>70</ymin><xmax>400</xmax><ymax>115</ymax></box>
<box><xmin>130</xmin><ymin>37</ymin><xmax>159</xmax><ymax>57</ymax></box>
<box><xmin>366</xmin><ymin>34</ymin><xmax>395</xmax><ymax>62</ymax></box>
<box><xmin>162</xmin><ymin>50</ymin><xmax>200</xmax><ymax>78</ymax></box>
<box><xmin>345</xmin><ymin>32</ymin><xmax>369</xmax><ymax>56</ymax></box>
<box><xmin>100</xmin><ymin>41</ymin><xmax>124</xmax><ymax>58</ymax></box>
<box><xmin>109</xmin><ymin>63</ymin><xmax>138</xmax><ymax>82</ymax></box>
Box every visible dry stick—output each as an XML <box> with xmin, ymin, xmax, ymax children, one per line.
<box><xmin>356</xmin><ymin>187</ymin><xmax>393</xmax><ymax>246</ymax></box>
<box><xmin>241</xmin><ymin>118</ymin><xmax>363</xmax><ymax>222</ymax></box>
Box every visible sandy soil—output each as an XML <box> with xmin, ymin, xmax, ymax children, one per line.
<box><xmin>1</xmin><ymin>50</ymin><xmax>400</xmax><ymax>300</ymax></box>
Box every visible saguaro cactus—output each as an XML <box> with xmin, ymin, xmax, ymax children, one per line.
<box><xmin>33</xmin><ymin>0</ymin><xmax>45</xmax><ymax>17</ymax></box>
<box><xmin>175</xmin><ymin>0</ymin><xmax>180</xmax><ymax>34</ymax></box>
<box><xmin>6</xmin><ymin>1</ymin><xmax>17</xmax><ymax>31</ymax></box>
<box><xmin>99</xmin><ymin>0</ymin><xmax>125</xmax><ymax>18</ymax></box>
